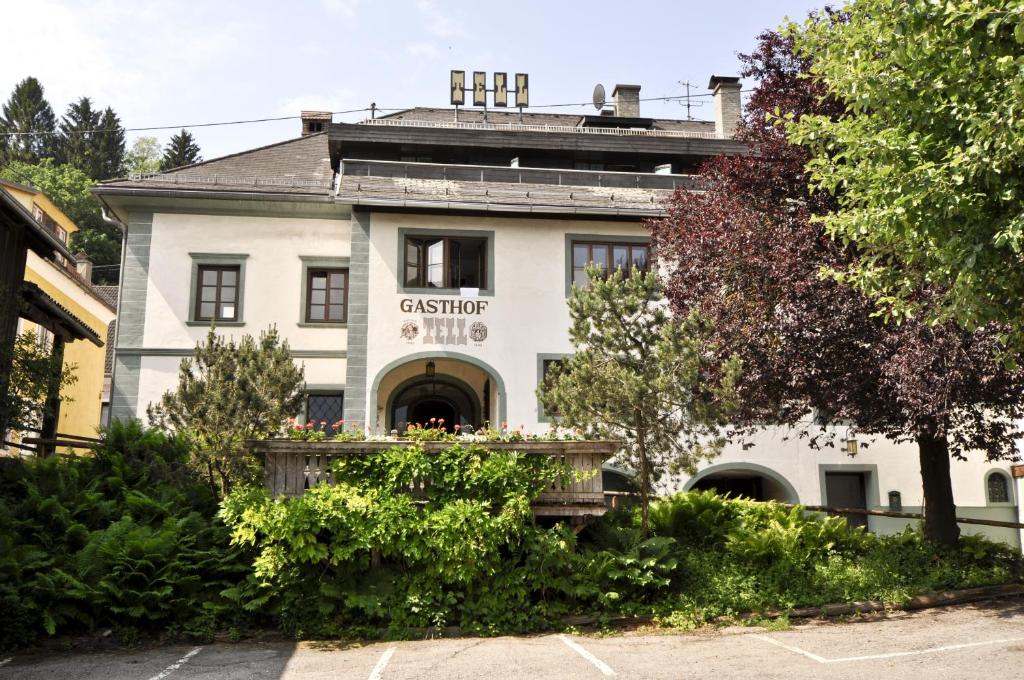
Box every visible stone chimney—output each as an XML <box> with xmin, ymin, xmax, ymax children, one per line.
<box><xmin>74</xmin><ymin>252</ymin><xmax>93</xmax><ymax>283</ymax></box>
<box><xmin>301</xmin><ymin>111</ymin><xmax>332</xmax><ymax>136</ymax></box>
<box><xmin>709</xmin><ymin>75</ymin><xmax>742</xmax><ymax>138</ymax></box>
<box><xmin>612</xmin><ymin>84</ymin><xmax>641</xmax><ymax>118</ymax></box>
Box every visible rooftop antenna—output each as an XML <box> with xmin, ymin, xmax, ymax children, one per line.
<box><xmin>677</xmin><ymin>80</ymin><xmax>705</xmax><ymax>121</ymax></box>
<box><xmin>592</xmin><ymin>83</ymin><xmax>606</xmax><ymax>111</ymax></box>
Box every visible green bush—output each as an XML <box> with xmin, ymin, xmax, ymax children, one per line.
<box><xmin>0</xmin><ymin>421</ymin><xmax>253</xmax><ymax>650</ymax></box>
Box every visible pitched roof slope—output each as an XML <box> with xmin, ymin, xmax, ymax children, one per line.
<box><xmin>96</xmin><ymin>133</ymin><xmax>333</xmax><ymax>196</ymax></box>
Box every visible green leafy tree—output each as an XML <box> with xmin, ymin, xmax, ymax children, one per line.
<box><xmin>786</xmin><ymin>1</ymin><xmax>1024</xmax><ymax>342</ymax></box>
<box><xmin>537</xmin><ymin>267</ymin><xmax>741</xmax><ymax>532</ymax></box>
<box><xmin>160</xmin><ymin>129</ymin><xmax>202</xmax><ymax>171</ymax></box>
<box><xmin>0</xmin><ymin>331</ymin><xmax>77</xmax><ymax>439</ymax></box>
<box><xmin>124</xmin><ymin>136</ymin><xmax>161</xmax><ymax>176</ymax></box>
<box><xmin>148</xmin><ymin>327</ymin><xmax>305</xmax><ymax>498</ymax></box>
<box><xmin>0</xmin><ymin>77</ymin><xmax>57</xmax><ymax>164</ymax></box>
<box><xmin>0</xmin><ymin>160</ymin><xmax>121</xmax><ymax>283</ymax></box>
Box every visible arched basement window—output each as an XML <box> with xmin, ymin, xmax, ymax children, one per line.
<box><xmin>986</xmin><ymin>471</ymin><xmax>1011</xmax><ymax>504</ymax></box>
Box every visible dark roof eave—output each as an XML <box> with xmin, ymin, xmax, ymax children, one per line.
<box><xmin>0</xmin><ymin>186</ymin><xmax>75</xmax><ymax>261</ymax></box>
<box><xmin>21</xmin><ymin>282</ymin><xmax>103</xmax><ymax>346</ymax></box>
<box><xmin>91</xmin><ymin>185</ymin><xmax>336</xmax><ymax>203</ymax></box>
<box><xmin>334</xmin><ymin>195</ymin><xmax>666</xmax><ymax>218</ymax></box>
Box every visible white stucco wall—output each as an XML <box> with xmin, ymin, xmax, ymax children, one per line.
<box><xmin>362</xmin><ymin>210</ymin><xmax>647</xmax><ymax>432</ymax></box>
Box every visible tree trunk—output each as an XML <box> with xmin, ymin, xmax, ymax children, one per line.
<box><xmin>918</xmin><ymin>432</ymin><xmax>960</xmax><ymax>547</ymax></box>
<box><xmin>635</xmin><ymin>414</ymin><xmax>651</xmax><ymax>534</ymax></box>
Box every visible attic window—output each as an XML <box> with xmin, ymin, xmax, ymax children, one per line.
<box><xmin>307</xmin><ymin>121</ymin><xmax>325</xmax><ymax>133</ymax></box>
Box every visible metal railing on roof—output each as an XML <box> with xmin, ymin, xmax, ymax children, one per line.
<box><xmin>128</xmin><ymin>172</ymin><xmax>334</xmax><ymax>189</ymax></box>
<box><xmin>358</xmin><ymin>117</ymin><xmax>719</xmax><ymax>139</ymax></box>
<box><xmin>340</xmin><ymin>159</ymin><xmax>698</xmax><ymax>191</ymax></box>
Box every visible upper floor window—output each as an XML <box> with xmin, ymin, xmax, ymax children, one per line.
<box><xmin>195</xmin><ymin>265</ymin><xmax>240</xmax><ymax>322</ymax></box>
<box><xmin>571</xmin><ymin>240</ymin><xmax>649</xmax><ymax>288</ymax></box>
<box><xmin>405</xmin><ymin>234</ymin><xmax>487</xmax><ymax>289</ymax></box>
<box><xmin>987</xmin><ymin>471</ymin><xmax>1011</xmax><ymax>504</ymax></box>
<box><xmin>306</xmin><ymin>269</ymin><xmax>348</xmax><ymax>323</ymax></box>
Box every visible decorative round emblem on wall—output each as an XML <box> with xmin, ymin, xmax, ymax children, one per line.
<box><xmin>400</xmin><ymin>319</ymin><xmax>419</xmax><ymax>340</ymax></box>
<box><xmin>469</xmin><ymin>321</ymin><xmax>488</xmax><ymax>342</ymax></box>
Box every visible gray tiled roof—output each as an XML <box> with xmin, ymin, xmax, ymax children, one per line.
<box><xmin>334</xmin><ymin>174</ymin><xmax>671</xmax><ymax>215</ymax></box>
<box><xmin>95</xmin><ymin>286</ymin><xmax>118</xmax><ymax>375</ymax></box>
<box><xmin>379</xmin><ymin>107</ymin><xmax>715</xmax><ymax>134</ymax></box>
<box><xmin>96</xmin><ymin>133</ymin><xmax>333</xmax><ymax>195</ymax></box>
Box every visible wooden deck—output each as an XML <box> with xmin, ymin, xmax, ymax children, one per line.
<box><xmin>251</xmin><ymin>439</ymin><xmax>620</xmax><ymax>517</ymax></box>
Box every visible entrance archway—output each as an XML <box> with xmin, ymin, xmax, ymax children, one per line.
<box><xmin>684</xmin><ymin>463</ymin><xmax>799</xmax><ymax>503</ymax></box>
<box><xmin>370</xmin><ymin>352</ymin><xmax>505</xmax><ymax>434</ymax></box>
<box><xmin>388</xmin><ymin>375</ymin><xmax>480</xmax><ymax>431</ymax></box>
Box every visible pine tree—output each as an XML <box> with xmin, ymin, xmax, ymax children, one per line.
<box><xmin>95</xmin><ymin>107</ymin><xmax>126</xmax><ymax>180</ymax></box>
<box><xmin>0</xmin><ymin>76</ymin><xmax>57</xmax><ymax>164</ymax></box>
<box><xmin>55</xmin><ymin>97</ymin><xmax>101</xmax><ymax>175</ymax></box>
<box><xmin>160</xmin><ymin>129</ymin><xmax>202</xmax><ymax>171</ymax></box>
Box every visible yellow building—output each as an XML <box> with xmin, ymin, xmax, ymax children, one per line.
<box><xmin>0</xmin><ymin>178</ymin><xmax>116</xmax><ymax>445</ymax></box>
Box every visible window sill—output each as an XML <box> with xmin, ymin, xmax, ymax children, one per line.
<box><xmin>186</xmin><ymin>320</ymin><xmax>246</xmax><ymax>327</ymax></box>
<box><xmin>399</xmin><ymin>286</ymin><xmax>494</xmax><ymax>297</ymax></box>
<box><xmin>298</xmin><ymin>322</ymin><xmax>348</xmax><ymax>328</ymax></box>
<box><xmin>985</xmin><ymin>501</ymin><xmax>1016</xmax><ymax>508</ymax></box>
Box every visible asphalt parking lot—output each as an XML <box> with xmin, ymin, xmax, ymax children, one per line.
<box><xmin>3</xmin><ymin>598</ymin><xmax>1023</xmax><ymax>679</ymax></box>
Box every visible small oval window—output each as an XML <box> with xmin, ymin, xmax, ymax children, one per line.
<box><xmin>987</xmin><ymin>472</ymin><xmax>1010</xmax><ymax>504</ymax></box>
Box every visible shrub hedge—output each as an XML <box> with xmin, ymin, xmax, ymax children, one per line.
<box><xmin>2</xmin><ymin>424</ymin><xmax>1021</xmax><ymax>650</ymax></box>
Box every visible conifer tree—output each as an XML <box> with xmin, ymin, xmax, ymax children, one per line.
<box><xmin>95</xmin><ymin>107</ymin><xmax>126</xmax><ymax>180</ymax></box>
<box><xmin>55</xmin><ymin>96</ymin><xmax>101</xmax><ymax>175</ymax></box>
<box><xmin>159</xmin><ymin>129</ymin><xmax>202</xmax><ymax>170</ymax></box>
<box><xmin>0</xmin><ymin>76</ymin><xmax>57</xmax><ymax>164</ymax></box>
<box><xmin>537</xmin><ymin>267</ymin><xmax>740</xmax><ymax>532</ymax></box>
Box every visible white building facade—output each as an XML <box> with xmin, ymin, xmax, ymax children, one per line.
<box><xmin>95</xmin><ymin>78</ymin><xmax>1023</xmax><ymax>547</ymax></box>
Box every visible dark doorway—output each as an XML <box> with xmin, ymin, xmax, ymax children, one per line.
<box><xmin>691</xmin><ymin>475</ymin><xmax>766</xmax><ymax>501</ymax></box>
<box><xmin>389</xmin><ymin>377</ymin><xmax>480</xmax><ymax>431</ymax></box>
<box><xmin>825</xmin><ymin>472</ymin><xmax>868</xmax><ymax>529</ymax></box>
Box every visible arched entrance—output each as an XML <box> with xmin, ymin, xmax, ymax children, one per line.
<box><xmin>388</xmin><ymin>376</ymin><xmax>480</xmax><ymax>431</ymax></box>
<box><xmin>684</xmin><ymin>463</ymin><xmax>799</xmax><ymax>503</ymax></box>
<box><xmin>371</xmin><ymin>353</ymin><xmax>505</xmax><ymax>434</ymax></box>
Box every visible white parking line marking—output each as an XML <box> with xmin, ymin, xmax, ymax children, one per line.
<box><xmin>146</xmin><ymin>646</ymin><xmax>203</xmax><ymax>680</ymax></box>
<box><xmin>749</xmin><ymin>634</ymin><xmax>828</xmax><ymax>664</ymax></box>
<box><xmin>559</xmin><ymin>634</ymin><xmax>616</xmax><ymax>676</ymax></box>
<box><xmin>751</xmin><ymin>633</ymin><xmax>1024</xmax><ymax>664</ymax></box>
<box><xmin>368</xmin><ymin>647</ymin><xmax>396</xmax><ymax>680</ymax></box>
<box><xmin>827</xmin><ymin>636</ymin><xmax>1024</xmax><ymax>663</ymax></box>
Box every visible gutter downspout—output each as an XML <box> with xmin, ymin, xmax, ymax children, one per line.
<box><xmin>100</xmin><ymin>201</ymin><xmax>127</xmax><ymax>428</ymax></box>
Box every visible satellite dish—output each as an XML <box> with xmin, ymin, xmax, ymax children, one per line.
<box><xmin>592</xmin><ymin>83</ymin><xmax>606</xmax><ymax>111</ymax></box>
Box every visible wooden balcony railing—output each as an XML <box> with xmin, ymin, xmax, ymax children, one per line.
<box><xmin>250</xmin><ymin>439</ymin><xmax>621</xmax><ymax>517</ymax></box>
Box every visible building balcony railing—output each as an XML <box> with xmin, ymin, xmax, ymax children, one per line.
<box><xmin>340</xmin><ymin>158</ymin><xmax>698</xmax><ymax>192</ymax></box>
<box><xmin>251</xmin><ymin>439</ymin><xmax>621</xmax><ymax>517</ymax></box>
<box><xmin>359</xmin><ymin>116</ymin><xmax>718</xmax><ymax>140</ymax></box>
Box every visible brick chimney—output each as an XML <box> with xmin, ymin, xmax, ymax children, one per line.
<box><xmin>301</xmin><ymin>111</ymin><xmax>332</xmax><ymax>136</ymax></box>
<box><xmin>74</xmin><ymin>252</ymin><xmax>93</xmax><ymax>283</ymax></box>
<box><xmin>612</xmin><ymin>84</ymin><xmax>641</xmax><ymax>118</ymax></box>
<box><xmin>709</xmin><ymin>75</ymin><xmax>741</xmax><ymax>138</ymax></box>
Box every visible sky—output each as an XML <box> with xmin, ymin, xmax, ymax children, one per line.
<box><xmin>1</xmin><ymin>0</ymin><xmax>823</xmax><ymax>162</ymax></box>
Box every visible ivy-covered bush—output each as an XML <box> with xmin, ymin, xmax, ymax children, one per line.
<box><xmin>220</xmin><ymin>443</ymin><xmax>583</xmax><ymax>636</ymax></box>
<box><xmin>0</xmin><ymin>421</ymin><xmax>254</xmax><ymax>650</ymax></box>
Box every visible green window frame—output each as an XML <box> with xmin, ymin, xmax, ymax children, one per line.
<box><xmin>570</xmin><ymin>239</ymin><xmax>650</xmax><ymax>289</ymax></box>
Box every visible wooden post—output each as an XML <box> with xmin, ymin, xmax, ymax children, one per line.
<box><xmin>39</xmin><ymin>333</ymin><xmax>65</xmax><ymax>457</ymax></box>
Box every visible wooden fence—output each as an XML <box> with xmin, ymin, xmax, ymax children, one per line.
<box><xmin>250</xmin><ymin>439</ymin><xmax>620</xmax><ymax>517</ymax></box>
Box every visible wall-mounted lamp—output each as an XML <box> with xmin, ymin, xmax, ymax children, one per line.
<box><xmin>845</xmin><ymin>437</ymin><xmax>858</xmax><ymax>456</ymax></box>
<box><xmin>425</xmin><ymin>361</ymin><xmax>436</xmax><ymax>378</ymax></box>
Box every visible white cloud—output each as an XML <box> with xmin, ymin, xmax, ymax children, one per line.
<box><xmin>407</xmin><ymin>42</ymin><xmax>439</xmax><ymax>60</ymax></box>
<box><xmin>320</xmin><ymin>0</ymin><xmax>359</xmax><ymax>17</ymax></box>
<box><xmin>415</xmin><ymin>0</ymin><xmax>466</xmax><ymax>39</ymax></box>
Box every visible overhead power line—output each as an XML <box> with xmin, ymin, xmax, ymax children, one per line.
<box><xmin>0</xmin><ymin>90</ymin><xmax>753</xmax><ymax>138</ymax></box>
